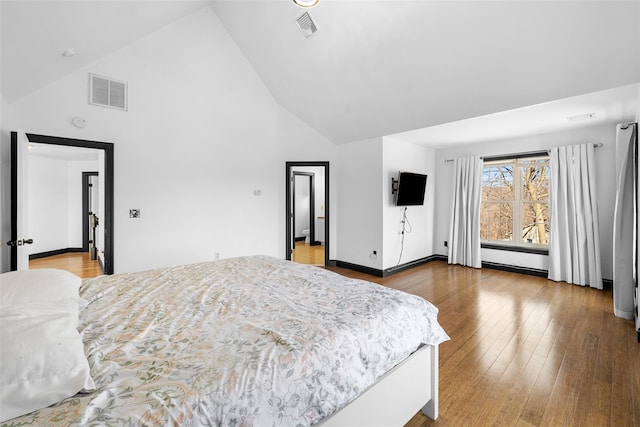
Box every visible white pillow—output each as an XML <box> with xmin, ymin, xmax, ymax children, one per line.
<box><xmin>0</xmin><ymin>269</ymin><xmax>95</xmax><ymax>422</ymax></box>
<box><xmin>0</xmin><ymin>268</ymin><xmax>81</xmax><ymax>304</ymax></box>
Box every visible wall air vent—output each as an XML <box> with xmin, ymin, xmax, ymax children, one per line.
<box><xmin>89</xmin><ymin>73</ymin><xmax>128</xmax><ymax>111</ymax></box>
<box><xmin>296</xmin><ymin>11</ymin><xmax>318</xmax><ymax>37</ymax></box>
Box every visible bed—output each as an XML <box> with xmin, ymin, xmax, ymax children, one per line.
<box><xmin>0</xmin><ymin>255</ymin><xmax>449</xmax><ymax>426</ymax></box>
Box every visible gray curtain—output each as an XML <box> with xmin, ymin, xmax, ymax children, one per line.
<box><xmin>448</xmin><ymin>156</ymin><xmax>482</xmax><ymax>268</ymax></box>
<box><xmin>613</xmin><ymin>123</ymin><xmax>637</xmax><ymax>320</ymax></box>
<box><xmin>548</xmin><ymin>144</ymin><xmax>602</xmax><ymax>288</ymax></box>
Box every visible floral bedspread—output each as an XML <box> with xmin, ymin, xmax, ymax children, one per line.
<box><xmin>3</xmin><ymin>256</ymin><xmax>449</xmax><ymax>426</ymax></box>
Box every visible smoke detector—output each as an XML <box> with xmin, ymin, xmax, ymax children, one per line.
<box><xmin>296</xmin><ymin>12</ymin><xmax>318</xmax><ymax>37</ymax></box>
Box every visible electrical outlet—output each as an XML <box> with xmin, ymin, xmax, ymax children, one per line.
<box><xmin>444</xmin><ymin>241</ymin><xmax>448</xmax><ymax>247</ymax></box>
<box><xmin>129</xmin><ymin>209</ymin><xmax>140</xmax><ymax>218</ymax></box>
<box><xmin>214</xmin><ymin>252</ymin><xmax>220</xmax><ymax>260</ymax></box>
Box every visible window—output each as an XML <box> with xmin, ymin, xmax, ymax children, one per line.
<box><xmin>481</xmin><ymin>156</ymin><xmax>550</xmax><ymax>247</ymax></box>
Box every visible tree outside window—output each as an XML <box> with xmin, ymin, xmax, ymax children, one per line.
<box><xmin>481</xmin><ymin>156</ymin><xmax>549</xmax><ymax>246</ymax></box>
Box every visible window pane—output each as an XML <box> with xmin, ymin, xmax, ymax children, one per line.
<box><xmin>482</xmin><ymin>165</ymin><xmax>513</xmax><ymax>201</ymax></box>
<box><xmin>522</xmin><ymin>202</ymin><xmax>549</xmax><ymax>244</ymax></box>
<box><xmin>481</xmin><ymin>202</ymin><xmax>513</xmax><ymax>241</ymax></box>
<box><xmin>521</xmin><ymin>158</ymin><xmax>549</xmax><ymax>202</ymax></box>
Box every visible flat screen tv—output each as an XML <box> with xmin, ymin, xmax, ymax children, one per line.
<box><xmin>395</xmin><ymin>172</ymin><xmax>427</xmax><ymax>206</ymax></box>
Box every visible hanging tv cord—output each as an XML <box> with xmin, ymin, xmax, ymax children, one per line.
<box><xmin>397</xmin><ymin>206</ymin><xmax>412</xmax><ymax>266</ymax></box>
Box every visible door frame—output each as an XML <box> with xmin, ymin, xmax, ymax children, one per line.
<box><xmin>293</xmin><ymin>172</ymin><xmax>315</xmax><ymax>245</ymax></box>
<box><xmin>82</xmin><ymin>171</ymin><xmax>98</xmax><ymax>252</ymax></box>
<box><xmin>285</xmin><ymin>161</ymin><xmax>329</xmax><ymax>266</ymax></box>
<box><xmin>10</xmin><ymin>132</ymin><xmax>115</xmax><ymax>274</ymax></box>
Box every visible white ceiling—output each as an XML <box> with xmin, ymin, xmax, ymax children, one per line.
<box><xmin>2</xmin><ymin>0</ymin><xmax>639</xmax><ymax>148</ymax></box>
<box><xmin>1</xmin><ymin>0</ymin><xmax>209</xmax><ymax>102</ymax></box>
<box><xmin>390</xmin><ymin>83</ymin><xmax>639</xmax><ymax>148</ymax></box>
<box><xmin>211</xmin><ymin>0</ymin><xmax>639</xmax><ymax>145</ymax></box>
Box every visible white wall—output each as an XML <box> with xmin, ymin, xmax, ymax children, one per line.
<box><xmin>28</xmin><ymin>156</ymin><xmax>69</xmax><ymax>253</ymax></box>
<box><xmin>433</xmin><ymin>122</ymin><xmax>619</xmax><ymax>280</ymax></box>
<box><xmin>637</xmin><ymin>83</ymin><xmax>640</xmax><ymax>122</ymax></box>
<box><xmin>336</xmin><ymin>137</ymin><xmax>436</xmax><ymax>271</ymax></box>
<box><xmin>336</xmin><ymin>137</ymin><xmax>383</xmax><ymax>268</ymax></box>
<box><xmin>382</xmin><ymin>137</ymin><xmax>435</xmax><ymax>270</ymax></box>
<box><xmin>0</xmin><ymin>2</ymin><xmax>6</xmax><ymax>272</ymax></box>
<box><xmin>27</xmin><ymin>156</ymin><xmax>99</xmax><ymax>254</ymax></box>
<box><xmin>4</xmin><ymin>6</ymin><xmax>337</xmax><ymax>273</ymax></box>
<box><xmin>0</xmin><ymin>94</ymin><xmax>9</xmax><ymax>272</ymax></box>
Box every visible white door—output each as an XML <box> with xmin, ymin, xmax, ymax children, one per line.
<box><xmin>12</xmin><ymin>130</ymin><xmax>33</xmax><ymax>270</ymax></box>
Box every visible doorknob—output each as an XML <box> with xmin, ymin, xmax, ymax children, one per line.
<box><xmin>6</xmin><ymin>238</ymin><xmax>33</xmax><ymax>246</ymax></box>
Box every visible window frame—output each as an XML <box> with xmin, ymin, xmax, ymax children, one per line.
<box><xmin>480</xmin><ymin>152</ymin><xmax>550</xmax><ymax>253</ymax></box>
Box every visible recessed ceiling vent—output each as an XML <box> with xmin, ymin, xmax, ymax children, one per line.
<box><xmin>296</xmin><ymin>12</ymin><xmax>318</xmax><ymax>38</ymax></box>
<box><xmin>89</xmin><ymin>73</ymin><xmax>128</xmax><ymax>111</ymax></box>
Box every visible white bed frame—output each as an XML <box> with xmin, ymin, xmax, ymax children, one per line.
<box><xmin>319</xmin><ymin>344</ymin><xmax>439</xmax><ymax>426</ymax></box>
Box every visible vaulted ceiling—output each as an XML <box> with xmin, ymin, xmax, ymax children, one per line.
<box><xmin>2</xmin><ymin>1</ymin><xmax>639</xmax><ymax>146</ymax></box>
<box><xmin>210</xmin><ymin>0</ymin><xmax>639</xmax><ymax>144</ymax></box>
<box><xmin>0</xmin><ymin>0</ymin><xmax>209</xmax><ymax>103</ymax></box>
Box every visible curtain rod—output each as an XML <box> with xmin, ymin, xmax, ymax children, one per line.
<box><xmin>444</xmin><ymin>143</ymin><xmax>603</xmax><ymax>163</ymax></box>
<box><xmin>620</xmin><ymin>121</ymin><xmax>637</xmax><ymax>130</ymax></box>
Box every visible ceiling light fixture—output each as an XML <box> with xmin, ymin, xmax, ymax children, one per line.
<box><xmin>62</xmin><ymin>48</ymin><xmax>76</xmax><ymax>58</ymax></box>
<box><xmin>292</xmin><ymin>0</ymin><xmax>319</xmax><ymax>8</ymax></box>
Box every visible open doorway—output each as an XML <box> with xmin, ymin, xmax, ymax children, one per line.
<box><xmin>10</xmin><ymin>132</ymin><xmax>114</xmax><ymax>275</ymax></box>
<box><xmin>27</xmin><ymin>166</ymin><xmax>103</xmax><ymax>278</ymax></box>
<box><xmin>286</xmin><ymin>162</ymin><xmax>329</xmax><ymax>266</ymax></box>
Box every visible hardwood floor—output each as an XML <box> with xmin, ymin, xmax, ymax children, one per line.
<box><xmin>293</xmin><ymin>240</ymin><xmax>325</xmax><ymax>266</ymax></box>
<box><xmin>29</xmin><ymin>252</ymin><xmax>103</xmax><ymax>278</ymax></box>
<box><xmin>327</xmin><ymin>261</ymin><xmax>640</xmax><ymax>427</ymax></box>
